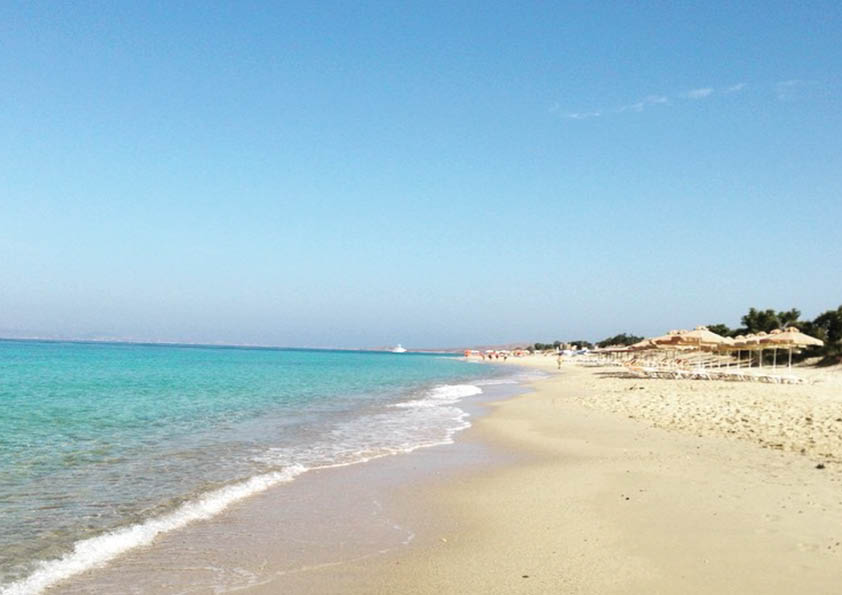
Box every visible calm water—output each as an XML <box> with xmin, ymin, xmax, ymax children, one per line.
<box><xmin>0</xmin><ymin>340</ymin><xmax>507</xmax><ymax>594</ymax></box>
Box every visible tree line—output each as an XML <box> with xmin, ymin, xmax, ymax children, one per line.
<box><xmin>530</xmin><ymin>304</ymin><xmax>842</xmax><ymax>365</ymax></box>
<box><xmin>705</xmin><ymin>305</ymin><xmax>842</xmax><ymax>365</ymax></box>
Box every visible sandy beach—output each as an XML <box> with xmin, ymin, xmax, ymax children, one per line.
<box><xmin>247</xmin><ymin>356</ymin><xmax>842</xmax><ymax>594</ymax></box>
<box><xmin>54</xmin><ymin>356</ymin><xmax>842</xmax><ymax>594</ymax></box>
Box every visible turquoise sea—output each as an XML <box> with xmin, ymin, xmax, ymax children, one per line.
<box><xmin>0</xmin><ymin>340</ymin><xmax>509</xmax><ymax>594</ymax></box>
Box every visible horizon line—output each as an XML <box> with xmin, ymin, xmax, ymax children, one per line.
<box><xmin>0</xmin><ymin>336</ymin><xmax>469</xmax><ymax>353</ymax></box>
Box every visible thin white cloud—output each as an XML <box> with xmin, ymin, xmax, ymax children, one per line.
<box><xmin>616</xmin><ymin>101</ymin><xmax>644</xmax><ymax>113</ymax></box>
<box><xmin>685</xmin><ymin>87</ymin><xmax>714</xmax><ymax>99</ymax></box>
<box><xmin>775</xmin><ymin>79</ymin><xmax>816</xmax><ymax>101</ymax></box>
<box><xmin>556</xmin><ymin>82</ymin><xmax>751</xmax><ymax>122</ymax></box>
<box><xmin>723</xmin><ymin>82</ymin><xmax>747</xmax><ymax>93</ymax></box>
<box><xmin>564</xmin><ymin>110</ymin><xmax>602</xmax><ymax>120</ymax></box>
<box><xmin>615</xmin><ymin>95</ymin><xmax>669</xmax><ymax>113</ymax></box>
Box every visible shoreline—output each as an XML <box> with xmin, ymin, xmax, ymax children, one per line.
<box><xmin>247</xmin><ymin>357</ymin><xmax>842</xmax><ymax>593</ymax></box>
<box><xmin>44</xmin><ymin>373</ymin><xmax>531</xmax><ymax>594</ymax></box>
<box><xmin>39</xmin><ymin>357</ymin><xmax>842</xmax><ymax>593</ymax></box>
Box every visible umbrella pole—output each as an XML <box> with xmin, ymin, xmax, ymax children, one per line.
<box><xmin>788</xmin><ymin>348</ymin><xmax>792</xmax><ymax>369</ymax></box>
<box><xmin>773</xmin><ymin>348</ymin><xmax>777</xmax><ymax>370</ymax></box>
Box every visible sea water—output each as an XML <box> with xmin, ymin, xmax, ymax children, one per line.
<box><xmin>0</xmin><ymin>340</ymin><xmax>508</xmax><ymax>594</ymax></box>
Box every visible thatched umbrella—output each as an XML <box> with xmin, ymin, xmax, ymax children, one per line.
<box><xmin>709</xmin><ymin>334</ymin><xmax>736</xmax><ymax>365</ymax></box>
<box><xmin>649</xmin><ymin>329</ymin><xmax>710</xmax><ymax>368</ymax></box>
<box><xmin>760</xmin><ymin>329</ymin><xmax>786</xmax><ymax>369</ymax></box>
<box><xmin>680</xmin><ymin>326</ymin><xmax>728</xmax><ymax>347</ymax></box>
<box><xmin>671</xmin><ymin>326</ymin><xmax>729</xmax><ymax>368</ymax></box>
<box><xmin>651</xmin><ymin>330</ymin><xmax>688</xmax><ymax>346</ymax></box>
<box><xmin>731</xmin><ymin>335</ymin><xmax>747</xmax><ymax>367</ymax></box>
<box><xmin>629</xmin><ymin>339</ymin><xmax>658</xmax><ymax>351</ymax></box>
<box><xmin>754</xmin><ymin>332</ymin><xmax>769</xmax><ymax>367</ymax></box>
<box><xmin>737</xmin><ymin>333</ymin><xmax>763</xmax><ymax>367</ymax></box>
<box><xmin>651</xmin><ymin>330</ymin><xmax>687</xmax><ymax>364</ymax></box>
<box><xmin>760</xmin><ymin>327</ymin><xmax>824</xmax><ymax>368</ymax></box>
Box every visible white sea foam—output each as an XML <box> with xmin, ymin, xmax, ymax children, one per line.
<box><xmin>0</xmin><ymin>465</ymin><xmax>306</xmax><ymax>595</ymax></box>
<box><xmin>1</xmin><ymin>382</ymin><xmax>486</xmax><ymax>595</ymax></box>
<box><xmin>257</xmin><ymin>383</ymin><xmax>482</xmax><ymax>469</ymax></box>
<box><xmin>474</xmin><ymin>378</ymin><xmax>519</xmax><ymax>386</ymax></box>
<box><xmin>392</xmin><ymin>383</ymin><xmax>482</xmax><ymax>408</ymax></box>
<box><xmin>477</xmin><ymin>372</ymin><xmax>546</xmax><ymax>385</ymax></box>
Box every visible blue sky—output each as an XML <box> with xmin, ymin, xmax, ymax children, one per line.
<box><xmin>2</xmin><ymin>2</ymin><xmax>841</xmax><ymax>347</ymax></box>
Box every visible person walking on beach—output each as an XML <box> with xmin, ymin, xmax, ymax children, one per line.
<box><xmin>557</xmin><ymin>354</ymin><xmax>563</xmax><ymax>369</ymax></box>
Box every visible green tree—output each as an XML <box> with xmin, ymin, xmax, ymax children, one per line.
<box><xmin>706</xmin><ymin>323</ymin><xmax>733</xmax><ymax>337</ymax></box>
<box><xmin>811</xmin><ymin>305</ymin><xmax>842</xmax><ymax>364</ymax></box>
<box><xmin>739</xmin><ymin>306</ymin><xmax>806</xmax><ymax>335</ymax></box>
<box><xmin>778</xmin><ymin>308</ymin><xmax>801</xmax><ymax>327</ymax></box>
<box><xmin>597</xmin><ymin>333</ymin><xmax>643</xmax><ymax>348</ymax></box>
<box><xmin>812</xmin><ymin>305</ymin><xmax>842</xmax><ymax>345</ymax></box>
<box><xmin>741</xmin><ymin>308</ymin><xmax>780</xmax><ymax>333</ymax></box>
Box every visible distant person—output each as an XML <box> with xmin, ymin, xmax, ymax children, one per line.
<box><xmin>557</xmin><ymin>354</ymin><xmax>563</xmax><ymax>369</ymax></box>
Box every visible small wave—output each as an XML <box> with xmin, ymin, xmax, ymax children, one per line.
<box><xmin>392</xmin><ymin>383</ymin><xmax>482</xmax><ymax>408</ymax></box>
<box><xmin>257</xmin><ymin>384</ymin><xmax>482</xmax><ymax>468</ymax></box>
<box><xmin>0</xmin><ymin>465</ymin><xmax>306</xmax><ymax>595</ymax></box>
<box><xmin>0</xmin><ymin>384</ymin><xmax>483</xmax><ymax>595</ymax></box>
<box><xmin>2</xmin><ymin>383</ymin><xmax>485</xmax><ymax>595</ymax></box>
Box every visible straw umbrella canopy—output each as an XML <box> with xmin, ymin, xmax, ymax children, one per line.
<box><xmin>629</xmin><ymin>339</ymin><xmax>658</xmax><ymax>351</ymax></box>
<box><xmin>680</xmin><ymin>326</ymin><xmax>733</xmax><ymax>352</ymax></box>
<box><xmin>651</xmin><ymin>330</ymin><xmax>688</xmax><ymax>346</ymax></box>
<box><xmin>760</xmin><ymin>327</ymin><xmax>824</xmax><ymax>368</ymax></box>
<box><xmin>650</xmin><ymin>330</ymin><xmax>686</xmax><ymax>358</ymax></box>
<box><xmin>680</xmin><ymin>326</ymin><xmax>729</xmax><ymax>347</ymax></box>
<box><xmin>648</xmin><ymin>330</ymin><xmax>701</xmax><ymax>368</ymax></box>
<box><xmin>671</xmin><ymin>326</ymin><xmax>730</xmax><ymax>367</ymax></box>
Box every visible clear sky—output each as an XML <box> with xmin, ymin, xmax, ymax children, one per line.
<box><xmin>2</xmin><ymin>2</ymin><xmax>841</xmax><ymax>347</ymax></box>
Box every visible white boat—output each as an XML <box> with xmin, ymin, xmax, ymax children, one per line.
<box><xmin>391</xmin><ymin>344</ymin><xmax>407</xmax><ymax>353</ymax></box>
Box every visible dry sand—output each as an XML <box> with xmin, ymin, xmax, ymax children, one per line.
<box><xmin>521</xmin><ymin>355</ymin><xmax>842</xmax><ymax>463</ymax></box>
<box><xmin>287</xmin><ymin>356</ymin><xmax>842</xmax><ymax>594</ymax></box>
